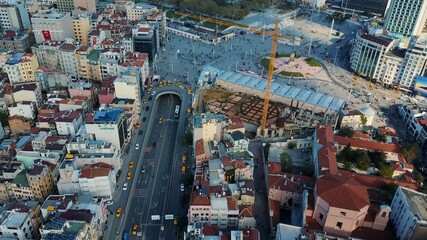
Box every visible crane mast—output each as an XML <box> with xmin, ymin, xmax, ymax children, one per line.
<box><xmin>260</xmin><ymin>21</ymin><xmax>279</xmax><ymax>136</ymax></box>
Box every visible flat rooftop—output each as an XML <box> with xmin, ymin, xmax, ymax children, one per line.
<box><xmin>90</xmin><ymin>108</ymin><xmax>123</xmax><ymax>123</ymax></box>
<box><xmin>0</xmin><ymin>211</ymin><xmax>28</xmax><ymax>229</ymax></box>
<box><xmin>400</xmin><ymin>187</ymin><xmax>427</xmax><ymax>222</ymax></box>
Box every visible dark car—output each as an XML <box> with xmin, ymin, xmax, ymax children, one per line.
<box><xmin>152</xmin><ymin>141</ymin><xmax>157</xmax><ymax>147</ymax></box>
<box><xmin>145</xmin><ymin>106</ymin><xmax>150</xmax><ymax>111</ymax></box>
<box><xmin>116</xmin><ymin>170</ymin><xmax>122</xmax><ymax>178</ymax></box>
<box><xmin>138</xmin><ymin>130</ymin><xmax>143</xmax><ymax>136</ymax></box>
<box><xmin>148</xmin><ymin>96</ymin><xmax>152</xmax><ymax>101</ymax></box>
<box><xmin>142</xmin><ymin>117</ymin><xmax>146</xmax><ymax>122</ymax></box>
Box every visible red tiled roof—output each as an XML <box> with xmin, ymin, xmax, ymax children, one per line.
<box><xmin>353</xmin><ymin>132</ymin><xmax>370</xmax><ymax>140</ymax></box>
<box><xmin>7</xmin><ymin>203</ymin><xmax>30</xmax><ymax>212</ymax></box>
<box><xmin>239</xmin><ymin>205</ymin><xmax>254</xmax><ymax>218</ymax></box>
<box><xmin>339</xmin><ymin>170</ymin><xmax>420</xmax><ymax>190</ymax></box>
<box><xmin>202</xmin><ymin>226</ymin><xmax>219</xmax><ymax>236</ymax></box>
<box><xmin>190</xmin><ymin>192</ymin><xmax>210</xmax><ymax>206</ymax></box>
<box><xmin>59</xmin><ymin>209</ymin><xmax>93</xmax><ymax>223</ymax></box>
<box><xmin>317</xmin><ymin>126</ymin><xmax>338</xmax><ymax>175</ymax></box>
<box><xmin>267</xmin><ymin>162</ymin><xmax>282</xmax><ymax>174</ymax></box>
<box><xmin>27</xmin><ymin>165</ymin><xmax>46</xmax><ymax>176</ymax></box>
<box><xmin>270</xmin><ymin>199</ymin><xmax>281</xmax><ymax>226</ymax></box>
<box><xmin>316</xmin><ymin>174</ymin><xmax>370</xmax><ymax>211</ymax></box>
<box><xmin>221</xmin><ymin>156</ymin><xmax>232</xmax><ymax>167</ymax></box>
<box><xmin>227</xmin><ymin>197</ymin><xmax>237</xmax><ymax>210</ymax></box>
<box><xmin>231</xmin><ymin>159</ymin><xmax>247</xmax><ymax>169</ymax></box>
<box><xmin>378</xmin><ymin>126</ymin><xmax>397</xmax><ymax>137</ymax></box>
<box><xmin>334</xmin><ymin>135</ymin><xmax>400</xmax><ymax>153</ymax></box>
<box><xmin>241</xmin><ymin>228</ymin><xmax>260</xmax><ymax>240</ymax></box>
<box><xmin>195</xmin><ymin>139</ymin><xmax>204</xmax><ymax>156</ymax></box>
<box><xmin>393</xmin><ymin>163</ymin><xmax>405</xmax><ymax>172</ymax></box>
<box><xmin>269</xmin><ymin>174</ymin><xmax>302</xmax><ymax>193</ymax></box>
<box><xmin>79</xmin><ymin>168</ymin><xmax>110</xmax><ymax>178</ymax></box>
<box><xmin>208</xmin><ymin>186</ymin><xmax>222</xmax><ymax>195</ymax></box>
<box><xmin>34</xmin><ymin>159</ymin><xmax>56</xmax><ymax>172</ymax></box>
<box><xmin>85</xmin><ymin>162</ymin><xmax>112</xmax><ymax>168</ymax></box>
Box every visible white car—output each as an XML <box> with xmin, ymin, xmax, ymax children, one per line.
<box><xmin>151</xmin><ymin>91</ymin><xmax>156</xmax><ymax>96</ymax></box>
<box><xmin>180</xmin><ymin>184</ymin><xmax>185</xmax><ymax>192</ymax></box>
<box><xmin>135</xmin><ymin>144</ymin><xmax>139</xmax><ymax>150</ymax></box>
<box><xmin>123</xmin><ymin>182</ymin><xmax>128</xmax><ymax>191</ymax></box>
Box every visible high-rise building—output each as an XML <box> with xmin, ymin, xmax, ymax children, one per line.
<box><xmin>0</xmin><ymin>1</ymin><xmax>31</xmax><ymax>31</ymax></box>
<box><xmin>384</xmin><ymin>0</ymin><xmax>427</xmax><ymax>37</ymax></box>
<box><xmin>341</xmin><ymin>0</ymin><xmax>390</xmax><ymax>16</ymax></box>
<box><xmin>31</xmin><ymin>10</ymin><xmax>73</xmax><ymax>43</ymax></box>
<box><xmin>56</xmin><ymin>0</ymin><xmax>75</xmax><ymax>13</ymax></box>
<box><xmin>4</xmin><ymin>53</ymin><xmax>40</xmax><ymax>85</ymax></box>
<box><xmin>133</xmin><ymin>25</ymin><xmax>160</xmax><ymax>61</ymax></box>
<box><xmin>390</xmin><ymin>187</ymin><xmax>427</xmax><ymax>240</ymax></box>
<box><xmin>396</xmin><ymin>38</ymin><xmax>427</xmax><ymax>89</ymax></box>
<box><xmin>72</xmin><ymin>13</ymin><xmax>91</xmax><ymax>45</ymax></box>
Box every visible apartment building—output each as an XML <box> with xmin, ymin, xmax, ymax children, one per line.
<box><xmin>390</xmin><ymin>187</ymin><xmax>427</xmax><ymax>240</ymax></box>
<box><xmin>75</xmin><ymin>45</ymin><xmax>92</xmax><ymax>80</ymax></box>
<box><xmin>0</xmin><ymin>30</ymin><xmax>36</xmax><ymax>53</ymax></box>
<box><xmin>79</xmin><ymin>163</ymin><xmax>115</xmax><ymax>199</ymax></box>
<box><xmin>340</xmin><ymin>0</ymin><xmax>390</xmax><ymax>16</ymax></box>
<box><xmin>398</xmin><ymin>105</ymin><xmax>427</xmax><ymax>146</ymax></box>
<box><xmin>0</xmin><ymin>169</ymin><xmax>35</xmax><ymax>201</ymax></box>
<box><xmin>31</xmin><ymin>41</ymin><xmax>62</xmax><ymax>70</ymax></box>
<box><xmin>26</xmin><ymin>163</ymin><xmax>55</xmax><ymax>201</ymax></box>
<box><xmin>99</xmin><ymin>48</ymin><xmax>122</xmax><ymax>78</ymax></box>
<box><xmin>8</xmin><ymin>115</ymin><xmax>32</xmax><ymax>135</ymax></box>
<box><xmin>72</xmin><ymin>13</ymin><xmax>91</xmax><ymax>45</ymax></box>
<box><xmin>0</xmin><ymin>210</ymin><xmax>34</xmax><ymax>239</ymax></box>
<box><xmin>59</xmin><ymin>40</ymin><xmax>79</xmax><ymax>79</ymax></box>
<box><xmin>74</xmin><ymin>0</ymin><xmax>97</xmax><ymax>13</ymax></box>
<box><xmin>4</xmin><ymin>53</ymin><xmax>40</xmax><ymax>85</ymax></box>
<box><xmin>35</xmin><ymin>66</ymin><xmax>71</xmax><ymax>92</ymax></box>
<box><xmin>0</xmin><ymin>1</ymin><xmax>31</xmax><ymax>30</ymax></box>
<box><xmin>384</xmin><ymin>0</ymin><xmax>427</xmax><ymax>37</ymax></box>
<box><xmin>55</xmin><ymin>110</ymin><xmax>83</xmax><ymax>136</ymax></box>
<box><xmin>12</xmin><ymin>82</ymin><xmax>42</xmax><ymax>108</ymax></box>
<box><xmin>31</xmin><ymin>10</ymin><xmax>73</xmax><ymax>43</ymax></box>
<box><xmin>56</xmin><ymin>0</ymin><xmax>75</xmax><ymax>13</ymax></box>
<box><xmin>396</xmin><ymin>38</ymin><xmax>427</xmax><ymax>89</ymax></box>
<box><xmin>189</xmin><ymin>189</ymin><xmax>211</xmax><ymax>225</ymax></box>
<box><xmin>133</xmin><ymin>24</ymin><xmax>160</xmax><ymax>61</ymax></box>
<box><xmin>8</xmin><ymin>101</ymin><xmax>35</xmax><ymax>119</ymax></box>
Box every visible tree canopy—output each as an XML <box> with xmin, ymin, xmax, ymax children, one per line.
<box><xmin>401</xmin><ymin>143</ymin><xmax>421</xmax><ymax>162</ymax></box>
<box><xmin>280</xmin><ymin>152</ymin><xmax>293</xmax><ymax>173</ymax></box>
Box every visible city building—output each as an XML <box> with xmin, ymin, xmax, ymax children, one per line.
<box><xmin>4</xmin><ymin>53</ymin><xmax>40</xmax><ymax>85</ymax></box>
<box><xmin>59</xmin><ymin>40</ymin><xmax>80</xmax><ymax>79</ymax></box>
<box><xmin>350</xmin><ymin>28</ymin><xmax>397</xmax><ymax>83</ymax></box>
<box><xmin>8</xmin><ymin>115</ymin><xmax>31</xmax><ymax>135</ymax></box>
<box><xmin>12</xmin><ymin>82</ymin><xmax>42</xmax><ymax>108</ymax></box>
<box><xmin>384</xmin><ymin>0</ymin><xmax>427</xmax><ymax>37</ymax></box>
<box><xmin>390</xmin><ymin>186</ymin><xmax>427</xmax><ymax>240</ymax></box>
<box><xmin>85</xmin><ymin>108</ymin><xmax>128</xmax><ymax>150</ymax></box>
<box><xmin>8</xmin><ymin>101</ymin><xmax>35</xmax><ymax>119</ymax></box>
<box><xmin>188</xmin><ymin>189</ymin><xmax>211</xmax><ymax>225</ymax></box>
<box><xmin>74</xmin><ymin>0</ymin><xmax>97</xmax><ymax>13</ymax></box>
<box><xmin>26</xmin><ymin>163</ymin><xmax>55</xmax><ymax>201</ymax></box>
<box><xmin>396</xmin><ymin>37</ymin><xmax>427</xmax><ymax>89</ymax></box>
<box><xmin>341</xmin><ymin>0</ymin><xmax>390</xmax><ymax>16</ymax></box>
<box><xmin>226</xmin><ymin>131</ymin><xmax>249</xmax><ymax>153</ymax></box>
<box><xmin>0</xmin><ymin>30</ymin><xmax>36</xmax><ymax>53</ymax></box>
<box><xmin>311</xmin><ymin>0</ymin><xmax>326</xmax><ymax>8</ymax></box>
<box><xmin>133</xmin><ymin>24</ymin><xmax>160</xmax><ymax>61</ymax></box>
<box><xmin>398</xmin><ymin>105</ymin><xmax>427</xmax><ymax>146</ymax></box>
<box><xmin>31</xmin><ymin>10</ymin><xmax>73</xmax><ymax>43</ymax></box>
<box><xmin>72</xmin><ymin>13</ymin><xmax>91</xmax><ymax>45</ymax></box>
<box><xmin>56</xmin><ymin>0</ymin><xmax>75</xmax><ymax>13</ymax></box>
<box><xmin>35</xmin><ymin>66</ymin><xmax>72</xmax><ymax>92</ymax></box>
<box><xmin>0</xmin><ymin>1</ymin><xmax>31</xmax><ymax>30</ymax></box>
<box><xmin>0</xmin><ymin>210</ymin><xmax>34</xmax><ymax>239</ymax></box>
<box><xmin>4</xmin><ymin>201</ymin><xmax>43</xmax><ymax>239</ymax></box>
<box><xmin>86</xmin><ymin>49</ymin><xmax>102</xmax><ymax>81</ymax></box>
<box><xmin>126</xmin><ymin>2</ymin><xmax>157</xmax><ymax>21</ymax></box>
<box><xmin>31</xmin><ymin>41</ymin><xmax>62</xmax><ymax>70</ymax></box>
<box><xmin>55</xmin><ymin>110</ymin><xmax>83</xmax><ymax>136</ymax></box>
<box><xmin>78</xmin><ymin>163</ymin><xmax>115</xmax><ymax>199</ymax></box>
<box><xmin>0</xmin><ymin>169</ymin><xmax>35</xmax><ymax>201</ymax></box>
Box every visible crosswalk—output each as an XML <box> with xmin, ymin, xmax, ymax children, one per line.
<box><xmin>133</xmin><ymin>188</ymin><xmax>148</xmax><ymax>197</ymax></box>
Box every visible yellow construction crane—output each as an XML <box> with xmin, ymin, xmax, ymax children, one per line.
<box><xmin>260</xmin><ymin>21</ymin><xmax>279</xmax><ymax>136</ymax></box>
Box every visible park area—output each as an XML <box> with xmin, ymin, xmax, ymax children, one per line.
<box><xmin>260</xmin><ymin>53</ymin><xmax>323</xmax><ymax>78</ymax></box>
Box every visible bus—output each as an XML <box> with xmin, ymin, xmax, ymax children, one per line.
<box><xmin>174</xmin><ymin>105</ymin><xmax>180</xmax><ymax>118</ymax></box>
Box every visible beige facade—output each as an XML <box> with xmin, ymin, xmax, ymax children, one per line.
<box><xmin>73</xmin><ymin>0</ymin><xmax>97</xmax><ymax>13</ymax></box>
<box><xmin>19</xmin><ymin>53</ymin><xmax>39</xmax><ymax>82</ymax></box>
<box><xmin>27</xmin><ymin>164</ymin><xmax>55</xmax><ymax>201</ymax></box>
<box><xmin>72</xmin><ymin>14</ymin><xmax>91</xmax><ymax>45</ymax></box>
<box><xmin>75</xmin><ymin>46</ymin><xmax>92</xmax><ymax>80</ymax></box>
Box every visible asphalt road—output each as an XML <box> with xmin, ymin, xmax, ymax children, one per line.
<box><xmin>103</xmin><ymin>82</ymin><xmax>191</xmax><ymax>240</ymax></box>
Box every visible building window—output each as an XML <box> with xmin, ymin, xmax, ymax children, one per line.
<box><xmin>336</xmin><ymin>222</ymin><xmax>343</xmax><ymax>229</ymax></box>
<box><xmin>340</xmin><ymin>211</ymin><xmax>346</xmax><ymax>216</ymax></box>
<box><xmin>319</xmin><ymin>213</ymin><xmax>323</xmax><ymax>220</ymax></box>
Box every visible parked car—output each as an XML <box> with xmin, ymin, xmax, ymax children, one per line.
<box><xmin>123</xmin><ymin>182</ymin><xmax>128</xmax><ymax>190</ymax></box>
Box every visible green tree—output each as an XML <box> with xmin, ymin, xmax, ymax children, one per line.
<box><xmin>182</xmin><ymin>132</ymin><xmax>193</xmax><ymax>146</ymax></box>
<box><xmin>402</xmin><ymin>143</ymin><xmax>421</xmax><ymax>162</ymax></box>
<box><xmin>287</xmin><ymin>140</ymin><xmax>297</xmax><ymax>149</ymax></box>
<box><xmin>356</xmin><ymin>152</ymin><xmax>371</xmax><ymax>170</ymax></box>
<box><xmin>379</xmin><ymin>165</ymin><xmax>393</xmax><ymax>179</ymax></box>
<box><xmin>182</xmin><ymin>172</ymin><xmax>194</xmax><ymax>187</ymax></box>
<box><xmin>360</xmin><ymin>115</ymin><xmax>368</xmax><ymax>126</ymax></box>
<box><xmin>368</xmin><ymin>151</ymin><xmax>387</xmax><ymax>168</ymax></box>
<box><xmin>302</xmin><ymin>163</ymin><xmax>314</xmax><ymax>177</ymax></box>
<box><xmin>413</xmin><ymin>172</ymin><xmax>425</xmax><ymax>183</ymax></box>
<box><xmin>337</xmin><ymin>126</ymin><xmax>355</xmax><ymax>137</ymax></box>
<box><xmin>0</xmin><ymin>111</ymin><xmax>8</xmax><ymax>127</ymax></box>
<box><xmin>280</xmin><ymin>152</ymin><xmax>293</xmax><ymax>173</ymax></box>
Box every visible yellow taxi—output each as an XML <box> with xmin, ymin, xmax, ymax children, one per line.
<box><xmin>167</xmin><ymin>80</ymin><xmax>171</xmax><ymax>86</ymax></box>
<box><xmin>142</xmin><ymin>98</ymin><xmax>147</xmax><ymax>104</ymax></box>
<box><xmin>159</xmin><ymin>117</ymin><xmax>163</xmax><ymax>123</ymax></box>
<box><xmin>116</xmin><ymin>208</ymin><xmax>122</xmax><ymax>217</ymax></box>
<box><xmin>127</xmin><ymin>172</ymin><xmax>132</xmax><ymax>180</ymax></box>
<box><xmin>132</xmin><ymin>224</ymin><xmax>138</xmax><ymax>235</ymax></box>
<box><xmin>129</xmin><ymin>161</ymin><xmax>134</xmax><ymax>169</ymax></box>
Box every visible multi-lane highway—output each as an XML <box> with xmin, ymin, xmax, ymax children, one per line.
<box><xmin>104</xmin><ymin>83</ymin><xmax>191</xmax><ymax>240</ymax></box>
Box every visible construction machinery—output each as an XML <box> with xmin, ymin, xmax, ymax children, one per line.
<box><xmin>260</xmin><ymin>21</ymin><xmax>279</xmax><ymax>136</ymax></box>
